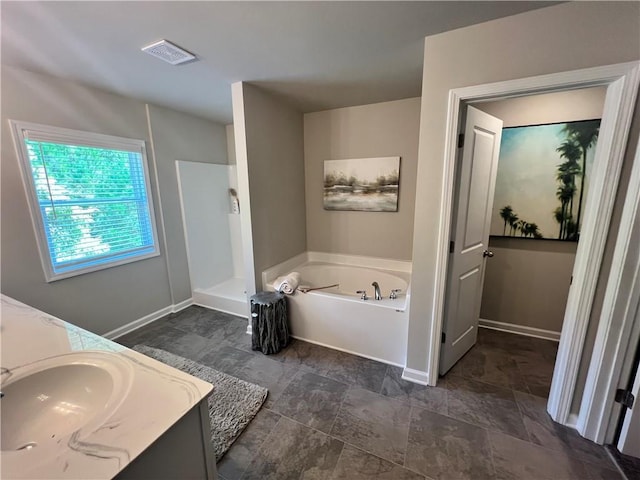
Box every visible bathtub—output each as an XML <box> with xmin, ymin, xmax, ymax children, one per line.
<box><xmin>263</xmin><ymin>253</ymin><xmax>411</xmax><ymax>366</ymax></box>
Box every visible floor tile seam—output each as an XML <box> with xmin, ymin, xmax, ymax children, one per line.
<box><xmin>605</xmin><ymin>447</ymin><xmax>634</xmax><ymax>480</ymax></box>
<box><xmin>265</xmin><ymin>369</ymin><xmax>300</xmax><ymax>416</ymax></box>
<box><xmin>484</xmin><ymin>423</ymin><xmax>499</xmax><ymax>478</ymax></box>
<box><xmin>445</xmin><ymin>372</ymin><xmax>522</xmax><ymax>397</ymax></box>
<box><xmin>402</xmin><ymin>404</ymin><xmax>413</xmax><ymax>470</ymax></box>
<box><xmin>511</xmin><ymin>389</ymin><xmax>538</xmax><ymax>445</ymax></box>
<box><xmin>349</xmin><ymin>382</ymin><xmax>421</xmax><ymax>414</ymax></box>
<box><xmin>511</xmin><ymin>392</ymin><xmax>614</xmax><ymax>469</ymax></box>
<box><xmin>327</xmin><ymin>395</ymin><xmax>412</xmax><ymax>465</ymax></box>
<box><xmin>268</xmin><ymin>372</ymin><xmax>348</xmax><ymax>432</ymax></box>
<box><xmin>575</xmin><ymin>449</ymin><xmax>620</xmax><ymax>471</ymax></box>
<box><xmin>421</xmin><ymin>399</ymin><xmax>529</xmax><ymax>444</ymax></box>
<box><xmin>236</xmin><ymin>412</ymin><xmax>286</xmax><ymax>480</ymax></box>
<box><xmin>280</xmin><ymin>406</ymin><xmax>352</xmax><ymax>440</ymax></box>
<box><xmin>379</xmin><ymin>364</ymin><xmax>391</xmax><ymax>395</ymax></box>
<box><xmin>328</xmin><ymin>384</ymin><xmax>351</xmax><ymax>436</ymax></box>
<box><xmin>221</xmin><ymin>409</ymin><xmax>281</xmax><ymax>480</ymax></box>
<box><xmin>486</xmin><ymin>426</ymin><xmax>610</xmax><ymax>467</ymax></box>
<box><xmin>327</xmin><ymin>434</ymin><xmax>428</xmax><ymax>478</ymax></box>
<box><xmin>326</xmin><ymin>437</ymin><xmax>347</xmax><ymax>480</ymax></box>
<box><xmin>297</xmin><ymin>368</ymin><xmax>353</xmax><ymax>390</ymax></box>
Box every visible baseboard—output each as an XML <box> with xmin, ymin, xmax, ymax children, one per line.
<box><xmin>104</xmin><ymin>298</ymin><xmax>194</xmax><ymax>340</ymax></box>
<box><xmin>401</xmin><ymin>367</ymin><xmax>431</xmax><ymax>386</ymax></box>
<box><xmin>566</xmin><ymin>413</ymin><xmax>579</xmax><ymax>429</ymax></box>
<box><xmin>173</xmin><ymin>297</ymin><xmax>193</xmax><ymax>313</ymax></box>
<box><xmin>479</xmin><ymin>318</ymin><xmax>561</xmax><ymax>342</ymax></box>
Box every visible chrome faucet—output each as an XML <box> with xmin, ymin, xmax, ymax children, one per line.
<box><xmin>372</xmin><ymin>282</ymin><xmax>382</xmax><ymax>300</ymax></box>
<box><xmin>356</xmin><ymin>290</ymin><xmax>368</xmax><ymax>300</ymax></box>
<box><xmin>390</xmin><ymin>289</ymin><xmax>401</xmax><ymax>300</ymax></box>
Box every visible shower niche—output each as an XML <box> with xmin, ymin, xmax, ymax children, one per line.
<box><xmin>176</xmin><ymin>161</ymin><xmax>247</xmax><ymax>318</ymax></box>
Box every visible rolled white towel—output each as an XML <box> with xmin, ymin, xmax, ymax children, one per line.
<box><xmin>273</xmin><ymin>272</ymin><xmax>301</xmax><ymax>294</ymax></box>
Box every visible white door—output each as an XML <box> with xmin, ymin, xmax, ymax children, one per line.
<box><xmin>439</xmin><ymin>106</ymin><xmax>503</xmax><ymax>375</ymax></box>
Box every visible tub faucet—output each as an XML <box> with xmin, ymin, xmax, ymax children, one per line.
<box><xmin>372</xmin><ymin>282</ymin><xmax>382</xmax><ymax>300</ymax></box>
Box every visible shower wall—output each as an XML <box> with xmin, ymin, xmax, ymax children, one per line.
<box><xmin>176</xmin><ymin>161</ymin><xmax>235</xmax><ymax>290</ymax></box>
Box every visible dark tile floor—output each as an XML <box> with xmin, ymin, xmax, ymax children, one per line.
<box><xmin>117</xmin><ymin>306</ymin><xmax>624</xmax><ymax>480</ymax></box>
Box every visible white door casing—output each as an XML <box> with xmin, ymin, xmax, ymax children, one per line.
<box><xmin>439</xmin><ymin>106</ymin><xmax>503</xmax><ymax>375</ymax></box>
<box><xmin>578</xmin><ymin>136</ymin><xmax>640</xmax><ymax>444</ymax></box>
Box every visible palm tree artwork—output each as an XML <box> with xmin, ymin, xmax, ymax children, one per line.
<box><xmin>562</xmin><ymin>122</ymin><xmax>599</xmax><ymax>234</ymax></box>
<box><xmin>499</xmin><ymin>206</ymin><xmax>513</xmax><ymax>235</ymax></box>
<box><xmin>490</xmin><ymin>119</ymin><xmax>600</xmax><ymax>241</ymax></box>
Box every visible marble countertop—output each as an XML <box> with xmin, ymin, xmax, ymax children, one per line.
<box><xmin>0</xmin><ymin>295</ymin><xmax>213</xmax><ymax>479</ymax></box>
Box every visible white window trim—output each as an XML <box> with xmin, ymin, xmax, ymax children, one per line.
<box><xmin>9</xmin><ymin>120</ymin><xmax>160</xmax><ymax>282</ymax></box>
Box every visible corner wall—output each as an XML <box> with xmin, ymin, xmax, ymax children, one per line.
<box><xmin>408</xmin><ymin>1</ymin><xmax>639</xmax><ymax>398</ymax></box>
<box><xmin>232</xmin><ymin>83</ymin><xmax>307</xmax><ymax>289</ymax></box>
<box><xmin>304</xmin><ymin>98</ymin><xmax>421</xmax><ymax>260</ymax></box>
<box><xmin>146</xmin><ymin>104</ymin><xmax>229</xmax><ymax>303</ymax></box>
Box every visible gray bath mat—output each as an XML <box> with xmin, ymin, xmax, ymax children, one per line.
<box><xmin>132</xmin><ymin>345</ymin><xmax>268</xmax><ymax>461</ymax></box>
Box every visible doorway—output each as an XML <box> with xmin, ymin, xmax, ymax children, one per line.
<box><xmin>425</xmin><ymin>61</ymin><xmax>640</xmax><ymax>437</ymax></box>
<box><xmin>440</xmin><ymin>87</ymin><xmax>607</xmax><ymax>401</ymax></box>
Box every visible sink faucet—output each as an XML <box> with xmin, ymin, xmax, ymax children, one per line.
<box><xmin>372</xmin><ymin>282</ymin><xmax>382</xmax><ymax>300</ymax></box>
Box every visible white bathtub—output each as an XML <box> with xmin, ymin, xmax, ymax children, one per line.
<box><xmin>263</xmin><ymin>253</ymin><xmax>411</xmax><ymax>366</ymax></box>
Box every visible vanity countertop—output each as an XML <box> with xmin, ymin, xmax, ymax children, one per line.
<box><xmin>0</xmin><ymin>295</ymin><xmax>213</xmax><ymax>480</ymax></box>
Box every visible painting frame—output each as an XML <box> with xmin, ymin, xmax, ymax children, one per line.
<box><xmin>323</xmin><ymin>156</ymin><xmax>400</xmax><ymax>212</ymax></box>
<box><xmin>490</xmin><ymin>118</ymin><xmax>601</xmax><ymax>242</ymax></box>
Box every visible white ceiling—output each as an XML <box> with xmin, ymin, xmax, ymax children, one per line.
<box><xmin>1</xmin><ymin>1</ymin><xmax>557</xmax><ymax>124</ymax></box>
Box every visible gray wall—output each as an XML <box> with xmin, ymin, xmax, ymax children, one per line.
<box><xmin>147</xmin><ymin>104</ymin><xmax>229</xmax><ymax>304</ymax></box>
<box><xmin>1</xmin><ymin>67</ymin><xmax>228</xmax><ymax>334</ymax></box>
<box><xmin>407</xmin><ymin>0</ymin><xmax>640</xmax><ymax>399</ymax></box>
<box><xmin>481</xmin><ymin>239</ymin><xmax>577</xmax><ymax>332</ymax></box>
<box><xmin>304</xmin><ymin>98</ymin><xmax>421</xmax><ymax>260</ymax></box>
<box><xmin>233</xmin><ymin>83</ymin><xmax>307</xmax><ymax>288</ymax></box>
<box><xmin>477</xmin><ymin>87</ymin><xmax>606</xmax><ymax>332</ymax></box>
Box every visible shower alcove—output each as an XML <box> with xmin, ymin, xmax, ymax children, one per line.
<box><xmin>176</xmin><ymin>161</ymin><xmax>247</xmax><ymax>318</ymax></box>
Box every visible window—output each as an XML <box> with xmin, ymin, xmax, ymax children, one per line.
<box><xmin>10</xmin><ymin>121</ymin><xmax>160</xmax><ymax>282</ymax></box>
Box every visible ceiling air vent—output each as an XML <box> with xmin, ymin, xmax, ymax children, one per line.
<box><xmin>141</xmin><ymin>39</ymin><xmax>196</xmax><ymax>65</ymax></box>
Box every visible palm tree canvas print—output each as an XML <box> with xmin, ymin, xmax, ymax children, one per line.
<box><xmin>490</xmin><ymin>119</ymin><xmax>600</xmax><ymax>241</ymax></box>
<box><xmin>324</xmin><ymin>157</ymin><xmax>400</xmax><ymax>211</ymax></box>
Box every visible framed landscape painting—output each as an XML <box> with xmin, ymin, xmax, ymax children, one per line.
<box><xmin>323</xmin><ymin>157</ymin><xmax>400</xmax><ymax>212</ymax></box>
<box><xmin>490</xmin><ymin>119</ymin><xmax>600</xmax><ymax>241</ymax></box>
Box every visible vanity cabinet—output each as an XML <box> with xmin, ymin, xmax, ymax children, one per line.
<box><xmin>116</xmin><ymin>400</ymin><xmax>217</xmax><ymax>480</ymax></box>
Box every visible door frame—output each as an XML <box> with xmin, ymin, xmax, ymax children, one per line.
<box><xmin>429</xmin><ymin>61</ymin><xmax>640</xmax><ymax>431</ymax></box>
<box><xmin>577</xmin><ymin>136</ymin><xmax>640</xmax><ymax>444</ymax></box>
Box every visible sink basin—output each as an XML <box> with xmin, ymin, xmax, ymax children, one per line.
<box><xmin>1</xmin><ymin>351</ymin><xmax>133</xmax><ymax>452</ymax></box>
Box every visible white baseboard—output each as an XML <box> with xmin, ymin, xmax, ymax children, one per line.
<box><xmin>566</xmin><ymin>413</ymin><xmax>579</xmax><ymax>429</ymax></box>
<box><xmin>104</xmin><ymin>298</ymin><xmax>194</xmax><ymax>340</ymax></box>
<box><xmin>479</xmin><ymin>318</ymin><xmax>561</xmax><ymax>342</ymax></box>
<box><xmin>173</xmin><ymin>297</ymin><xmax>193</xmax><ymax>313</ymax></box>
<box><xmin>402</xmin><ymin>367</ymin><xmax>431</xmax><ymax>386</ymax></box>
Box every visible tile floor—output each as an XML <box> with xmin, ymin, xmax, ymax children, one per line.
<box><xmin>117</xmin><ymin>306</ymin><xmax>624</xmax><ymax>480</ymax></box>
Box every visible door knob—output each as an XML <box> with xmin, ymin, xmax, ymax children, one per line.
<box><xmin>483</xmin><ymin>250</ymin><xmax>494</xmax><ymax>258</ymax></box>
